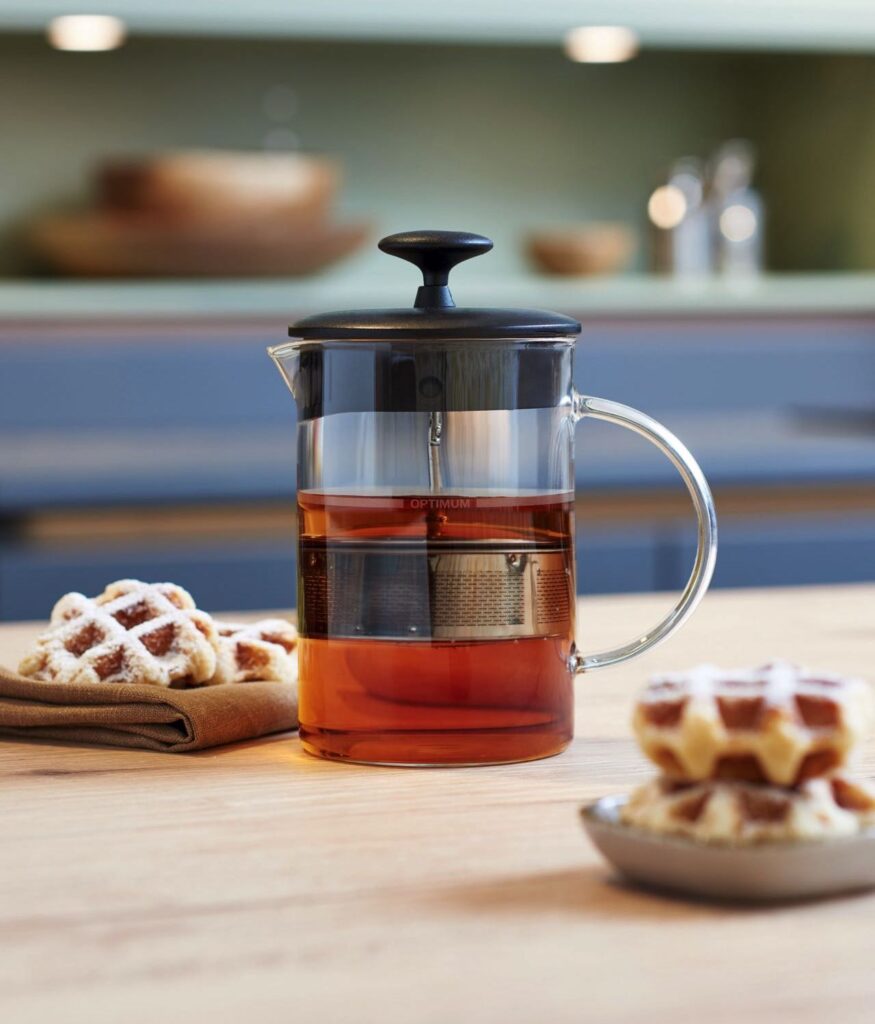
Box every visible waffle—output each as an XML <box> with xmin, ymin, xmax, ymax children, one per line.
<box><xmin>95</xmin><ymin>578</ymin><xmax>196</xmax><ymax>613</ymax></box>
<box><xmin>633</xmin><ymin>661</ymin><xmax>874</xmax><ymax>787</ymax></box>
<box><xmin>48</xmin><ymin>579</ymin><xmax>198</xmax><ymax>624</ymax></box>
<box><xmin>19</xmin><ymin>580</ymin><xmax>218</xmax><ymax>688</ymax></box>
<box><xmin>209</xmin><ymin>619</ymin><xmax>298</xmax><ymax>686</ymax></box>
<box><xmin>621</xmin><ymin>775</ymin><xmax>875</xmax><ymax>844</ymax></box>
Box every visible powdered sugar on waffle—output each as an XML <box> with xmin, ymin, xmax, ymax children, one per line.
<box><xmin>21</xmin><ymin>580</ymin><xmax>218</xmax><ymax>688</ymax></box>
<box><xmin>621</xmin><ymin>775</ymin><xmax>875</xmax><ymax>844</ymax></box>
<box><xmin>645</xmin><ymin>660</ymin><xmax>852</xmax><ymax>710</ymax></box>
<box><xmin>209</xmin><ymin>619</ymin><xmax>298</xmax><ymax>686</ymax></box>
<box><xmin>19</xmin><ymin>580</ymin><xmax>298</xmax><ymax>689</ymax></box>
<box><xmin>634</xmin><ymin>660</ymin><xmax>875</xmax><ymax>786</ymax></box>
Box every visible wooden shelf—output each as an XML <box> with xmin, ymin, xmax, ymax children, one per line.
<box><xmin>3</xmin><ymin>273</ymin><xmax>875</xmax><ymax>322</ymax></box>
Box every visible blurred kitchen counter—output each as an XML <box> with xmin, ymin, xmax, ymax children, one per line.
<box><xmin>4</xmin><ymin>272</ymin><xmax>875</xmax><ymax>320</ymax></box>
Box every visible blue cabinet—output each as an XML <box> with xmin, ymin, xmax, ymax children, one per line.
<box><xmin>0</xmin><ymin>315</ymin><xmax>872</xmax><ymax>618</ymax></box>
<box><xmin>0</xmin><ymin>539</ymin><xmax>297</xmax><ymax>620</ymax></box>
<box><xmin>575</xmin><ymin>523</ymin><xmax>663</xmax><ymax>594</ymax></box>
<box><xmin>676</xmin><ymin>516</ymin><xmax>875</xmax><ymax>590</ymax></box>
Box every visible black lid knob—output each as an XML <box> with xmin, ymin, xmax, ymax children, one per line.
<box><xmin>287</xmin><ymin>227</ymin><xmax>580</xmax><ymax>340</ymax></box>
<box><xmin>378</xmin><ymin>230</ymin><xmax>493</xmax><ymax>309</ymax></box>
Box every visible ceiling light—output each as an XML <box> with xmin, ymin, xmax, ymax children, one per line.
<box><xmin>47</xmin><ymin>15</ymin><xmax>127</xmax><ymax>52</ymax></box>
<box><xmin>648</xmin><ymin>185</ymin><xmax>687</xmax><ymax>230</ymax></box>
<box><xmin>564</xmin><ymin>26</ymin><xmax>639</xmax><ymax>64</ymax></box>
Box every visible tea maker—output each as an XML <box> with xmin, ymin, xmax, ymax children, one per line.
<box><xmin>270</xmin><ymin>230</ymin><xmax>717</xmax><ymax>766</ymax></box>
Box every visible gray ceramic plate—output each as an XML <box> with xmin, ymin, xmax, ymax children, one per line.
<box><xmin>582</xmin><ymin>795</ymin><xmax>875</xmax><ymax>902</ymax></box>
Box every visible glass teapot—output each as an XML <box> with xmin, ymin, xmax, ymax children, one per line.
<box><xmin>270</xmin><ymin>230</ymin><xmax>717</xmax><ymax>766</ymax></box>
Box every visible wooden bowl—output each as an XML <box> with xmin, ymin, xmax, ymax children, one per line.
<box><xmin>28</xmin><ymin>212</ymin><xmax>369</xmax><ymax>278</ymax></box>
<box><xmin>96</xmin><ymin>150</ymin><xmax>340</xmax><ymax>221</ymax></box>
<box><xmin>527</xmin><ymin>223</ymin><xmax>636</xmax><ymax>276</ymax></box>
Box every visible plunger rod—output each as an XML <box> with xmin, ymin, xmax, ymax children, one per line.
<box><xmin>428</xmin><ymin>411</ymin><xmax>443</xmax><ymax>492</ymax></box>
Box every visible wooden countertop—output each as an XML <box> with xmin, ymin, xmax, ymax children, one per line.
<box><xmin>1</xmin><ymin>584</ymin><xmax>873</xmax><ymax>1024</ymax></box>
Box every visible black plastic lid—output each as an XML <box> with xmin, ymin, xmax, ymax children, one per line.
<box><xmin>288</xmin><ymin>230</ymin><xmax>581</xmax><ymax>340</ymax></box>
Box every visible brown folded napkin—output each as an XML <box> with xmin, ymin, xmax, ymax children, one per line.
<box><xmin>0</xmin><ymin>666</ymin><xmax>298</xmax><ymax>752</ymax></box>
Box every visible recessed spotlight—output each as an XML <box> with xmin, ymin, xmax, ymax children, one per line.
<box><xmin>564</xmin><ymin>26</ymin><xmax>639</xmax><ymax>64</ymax></box>
<box><xmin>648</xmin><ymin>185</ymin><xmax>688</xmax><ymax>230</ymax></box>
<box><xmin>47</xmin><ymin>15</ymin><xmax>127</xmax><ymax>52</ymax></box>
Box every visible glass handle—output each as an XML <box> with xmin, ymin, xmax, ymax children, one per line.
<box><xmin>571</xmin><ymin>392</ymin><xmax>718</xmax><ymax>673</ymax></box>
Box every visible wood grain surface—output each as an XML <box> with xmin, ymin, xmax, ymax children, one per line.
<box><xmin>1</xmin><ymin>584</ymin><xmax>873</xmax><ymax>1024</ymax></box>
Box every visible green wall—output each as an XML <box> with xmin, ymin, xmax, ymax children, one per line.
<box><xmin>0</xmin><ymin>33</ymin><xmax>873</xmax><ymax>275</ymax></box>
<box><xmin>745</xmin><ymin>54</ymin><xmax>875</xmax><ymax>270</ymax></box>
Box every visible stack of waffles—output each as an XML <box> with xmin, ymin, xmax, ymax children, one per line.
<box><xmin>622</xmin><ymin>661</ymin><xmax>875</xmax><ymax>843</ymax></box>
<box><xmin>18</xmin><ymin>580</ymin><xmax>297</xmax><ymax>690</ymax></box>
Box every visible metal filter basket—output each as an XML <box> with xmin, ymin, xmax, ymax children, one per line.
<box><xmin>299</xmin><ymin>540</ymin><xmax>574</xmax><ymax>641</ymax></box>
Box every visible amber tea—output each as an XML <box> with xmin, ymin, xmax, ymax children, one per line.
<box><xmin>296</xmin><ymin>489</ymin><xmax>577</xmax><ymax>765</ymax></box>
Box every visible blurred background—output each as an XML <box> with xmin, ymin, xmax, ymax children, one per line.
<box><xmin>1</xmin><ymin>1</ymin><xmax>874</xmax><ymax>618</ymax></box>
